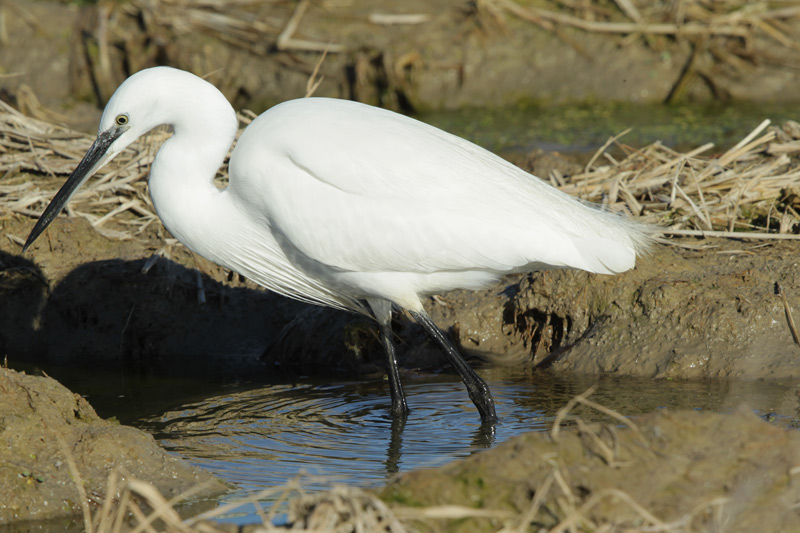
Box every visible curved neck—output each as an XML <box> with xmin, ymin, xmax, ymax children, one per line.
<box><xmin>147</xmin><ymin>107</ymin><xmax>239</xmax><ymax>258</ymax></box>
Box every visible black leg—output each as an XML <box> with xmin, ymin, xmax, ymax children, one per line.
<box><xmin>410</xmin><ymin>310</ymin><xmax>498</xmax><ymax>423</ymax></box>
<box><xmin>368</xmin><ymin>298</ymin><xmax>409</xmax><ymax>419</ymax></box>
<box><xmin>380</xmin><ymin>321</ymin><xmax>409</xmax><ymax>418</ymax></box>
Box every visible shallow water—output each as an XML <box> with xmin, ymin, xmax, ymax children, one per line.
<box><xmin>53</xmin><ymin>366</ymin><xmax>797</xmax><ymax>525</ymax></box>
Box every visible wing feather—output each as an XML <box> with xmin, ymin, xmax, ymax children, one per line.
<box><xmin>229</xmin><ymin>98</ymin><xmax>647</xmax><ymax>277</ymax></box>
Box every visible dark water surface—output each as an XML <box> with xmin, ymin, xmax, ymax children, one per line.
<box><xmin>39</xmin><ymin>364</ymin><xmax>800</xmax><ymax>525</ymax></box>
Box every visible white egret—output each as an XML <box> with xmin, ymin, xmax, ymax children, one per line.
<box><xmin>23</xmin><ymin>67</ymin><xmax>652</xmax><ymax>424</ymax></box>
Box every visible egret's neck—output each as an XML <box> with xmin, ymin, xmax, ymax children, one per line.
<box><xmin>147</xmin><ymin>106</ymin><xmax>239</xmax><ymax>260</ymax></box>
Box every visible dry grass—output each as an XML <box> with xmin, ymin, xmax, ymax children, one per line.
<box><xmin>2</xmin><ymin>96</ymin><xmax>800</xmax><ymax>248</ymax></box>
<box><xmin>561</xmin><ymin>117</ymin><xmax>800</xmax><ymax>240</ymax></box>
<box><xmin>115</xmin><ymin>0</ymin><xmax>800</xmax><ymax>60</ymax></box>
<box><xmin>80</xmin><ymin>471</ymin><xmax>411</xmax><ymax>532</ymax></box>
<box><xmin>71</xmin><ymin>0</ymin><xmax>341</xmax><ymax>104</ymax></box>
<box><xmin>489</xmin><ymin>0</ymin><xmax>800</xmax><ymax>42</ymax></box>
<box><xmin>66</xmin><ymin>0</ymin><xmax>800</xmax><ymax>107</ymax></box>
<box><xmin>477</xmin><ymin>0</ymin><xmax>800</xmax><ymax>102</ymax></box>
<box><xmin>0</xmin><ymin>98</ymin><xmax>158</xmax><ymax>243</ymax></box>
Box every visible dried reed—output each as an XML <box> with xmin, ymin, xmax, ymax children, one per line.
<box><xmin>0</xmin><ymin>99</ymin><xmax>251</xmax><ymax>244</ymax></box>
<box><xmin>563</xmin><ymin>117</ymin><xmax>800</xmax><ymax>240</ymax></box>
<box><xmin>486</xmin><ymin>0</ymin><xmax>800</xmax><ymax>102</ymax></box>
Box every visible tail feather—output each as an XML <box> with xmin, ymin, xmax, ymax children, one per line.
<box><xmin>572</xmin><ymin>237</ymin><xmax>638</xmax><ymax>274</ymax></box>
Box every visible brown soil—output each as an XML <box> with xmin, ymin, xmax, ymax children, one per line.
<box><xmin>0</xmin><ymin>367</ymin><xmax>226</xmax><ymax>526</ymax></box>
<box><xmin>7</xmin><ymin>207</ymin><xmax>800</xmax><ymax>382</ymax></box>
<box><xmin>373</xmin><ymin>406</ymin><xmax>800</xmax><ymax>532</ymax></box>
<box><xmin>2</xmin><ymin>0</ymin><xmax>800</xmax><ymax>134</ymax></box>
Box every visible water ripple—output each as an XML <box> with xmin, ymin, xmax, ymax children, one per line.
<box><xmin>134</xmin><ymin>370</ymin><xmax>799</xmax><ymax>523</ymax></box>
<box><xmin>144</xmin><ymin>375</ymin><xmax>555</xmax><ymax>496</ymax></box>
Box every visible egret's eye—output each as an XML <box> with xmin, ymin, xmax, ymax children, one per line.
<box><xmin>115</xmin><ymin>114</ymin><xmax>129</xmax><ymax>126</ymax></box>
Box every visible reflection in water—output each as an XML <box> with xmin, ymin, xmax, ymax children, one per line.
<box><xmin>131</xmin><ymin>368</ymin><xmax>800</xmax><ymax>524</ymax></box>
<box><xmin>140</xmin><ymin>374</ymin><xmax>540</xmax><ymax>498</ymax></box>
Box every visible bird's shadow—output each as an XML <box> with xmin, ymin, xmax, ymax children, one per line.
<box><xmin>0</xmin><ymin>248</ymin><xmax>389</xmax><ymax>380</ymax></box>
<box><xmin>2</xmin><ymin>248</ymin><xmax>494</xmax><ymax>481</ymax></box>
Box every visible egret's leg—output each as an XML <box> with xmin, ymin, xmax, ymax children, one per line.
<box><xmin>380</xmin><ymin>322</ymin><xmax>409</xmax><ymax>417</ymax></box>
<box><xmin>368</xmin><ymin>299</ymin><xmax>409</xmax><ymax>417</ymax></box>
<box><xmin>409</xmin><ymin>310</ymin><xmax>498</xmax><ymax>423</ymax></box>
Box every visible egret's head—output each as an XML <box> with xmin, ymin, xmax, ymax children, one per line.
<box><xmin>95</xmin><ymin>66</ymin><xmax>216</xmax><ymax>161</ymax></box>
<box><xmin>100</xmin><ymin>66</ymin><xmax>235</xmax><ymax>144</ymax></box>
<box><xmin>22</xmin><ymin>66</ymin><xmax>231</xmax><ymax>252</ymax></box>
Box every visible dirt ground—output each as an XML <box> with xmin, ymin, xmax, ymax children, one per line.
<box><xmin>2</xmin><ymin>0</ymin><xmax>800</xmax><ymax>133</ymax></box>
<box><xmin>374</xmin><ymin>405</ymin><xmax>800</xmax><ymax>532</ymax></box>
<box><xmin>0</xmin><ymin>367</ymin><xmax>226</xmax><ymax>526</ymax></box>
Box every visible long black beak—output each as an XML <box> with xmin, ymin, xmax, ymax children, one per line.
<box><xmin>23</xmin><ymin>126</ymin><xmax>125</xmax><ymax>253</ymax></box>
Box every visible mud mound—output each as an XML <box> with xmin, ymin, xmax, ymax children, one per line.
<box><xmin>0</xmin><ymin>367</ymin><xmax>226</xmax><ymax>524</ymax></box>
<box><xmin>5</xmin><ymin>210</ymin><xmax>800</xmax><ymax>383</ymax></box>
<box><xmin>513</xmin><ymin>239</ymin><xmax>800</xmax><ymax>378</ymax></box>
<box><xmin>377</xmin><ymin>404</ymin><xmax>800</xmax><ymax>531</ymax></box>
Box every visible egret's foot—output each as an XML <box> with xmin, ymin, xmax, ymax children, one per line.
<box><xmin>468</xmin><ymin>379</ymin><xmax>498</xmax><ymax>424</ymax></box>
<box><xmin>475</xmin><ymin>416</ymin><xmax>498</xmax><ymax>447</ymax></box>
<box><xmin>389</xmin><ymin>393</ymin><xmax>410</xmax><ymax>418</ymax></box>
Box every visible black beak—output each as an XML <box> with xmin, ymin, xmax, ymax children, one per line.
<box><xmin>23</xmin><ymin>126</ymin><xmax>125</xmax><ymax>253</ymax></box>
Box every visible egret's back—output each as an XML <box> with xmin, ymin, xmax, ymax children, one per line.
<box><xmin>225</xmin><ymin>98</ymin><xmax>652</xmax><ymax>310</ymax></box>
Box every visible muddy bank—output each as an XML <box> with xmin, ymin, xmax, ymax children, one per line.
<box><xmin>4</xmin><ymin>205</ymin><xmax>800</xmax><ymax>382</ymax></box>
<box><xmin>509</xmin><ymin>240</ymin><xmax>800</xmax><ymax>379</ymax></box>
<box><xmin>0</xmin><ymin>367</ymin><xmax>226</xmax><ymax>525</ymax></box>
<box><xmin>2</xmin><ymin>1</ymin><xmax>800</xmax><ymax>133</ymax></box>
<box><xmin>366</xmin><ymin>238</ymin><xmax>800</xmax><ymax>380</ymax></box>
<box><xmin>365</xmin><ymin>405</ymin><xmax>800</xmax><ymax>531</ymax></box>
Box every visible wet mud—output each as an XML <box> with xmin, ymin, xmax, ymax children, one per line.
<box><xmin>374</xmin><ymin>406</ymin><xmax>800</xmax><ymax>531</ymax></box>
<box><xmin>0</xmin><ymin>367</ymin><xmax>225</xmax><ymax>526</ymax></box>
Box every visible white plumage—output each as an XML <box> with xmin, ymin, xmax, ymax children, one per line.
<box><xmin>24</xmin><ymin>67</ymin><xmax>651</xmax><ymax>424</ymax></box>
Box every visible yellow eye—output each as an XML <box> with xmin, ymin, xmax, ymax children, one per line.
<box><xmin>115</xmin><ymin>114</ymin><xmax>129</xmax><ymax>126</ymax></box>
